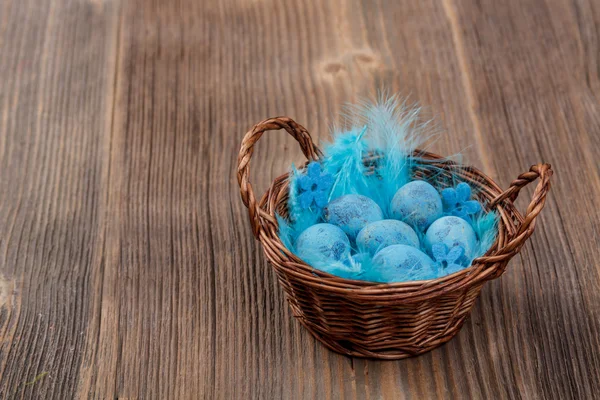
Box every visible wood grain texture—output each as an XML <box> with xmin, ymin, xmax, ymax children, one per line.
<box><xmin>0</xmin><ymin>0</ymin><xmax>598</xmax><ymax>398</ymax></box>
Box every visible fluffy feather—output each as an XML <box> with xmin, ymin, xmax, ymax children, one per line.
<box><xmin>276</xmin><ymin>214</ymin><xmax>295</xmax><ymax>253</ymax></box>
<box><xmin>470</xmin><ymin>210</ymin><xmax>499</xmax><ymax>260</ymax></box>
<box><xmin>287</xmin><ymin>165</ymin><xmax>321</xmax><ymax>234</ymax></box>
<box><xmin>322</xmin><ymin>126</ymin><xmax>371</xmax><ymax>200</ymax></box>
<box><xmin>336</xmin><ymin>96</ymin><xmax>436</xmax><ymax>215</ymax></box>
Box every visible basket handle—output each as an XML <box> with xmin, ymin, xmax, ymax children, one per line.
<box><xmin>490</xmin><ymin>163</ymin><xmax>553</xmax><ymax>250</ymax></box>
<box><xmin>237</xmin><ymin>117</ymin><xmax>322</xmax><ymax>238</ymax></box>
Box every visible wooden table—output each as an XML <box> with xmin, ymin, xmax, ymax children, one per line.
<box><xmin>1</xmin><ymin>0</ymin><xmax>599</xmax><ymax>398</ymax></box>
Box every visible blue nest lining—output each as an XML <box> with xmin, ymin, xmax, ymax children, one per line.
<box><xmin>277</xmin><ymin>96</ymin><xmax>498</xmax><ymax>283</ymax></box>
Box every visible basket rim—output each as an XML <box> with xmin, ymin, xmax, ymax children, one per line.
<box><xmin>254</xmin><ymin>150</ymin><xmax>523</xmax><ymax>300</ymax></box>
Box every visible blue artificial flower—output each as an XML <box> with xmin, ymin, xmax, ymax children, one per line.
<box><xmin>441</xmin><ymin>182</ymin><xmax>482</xmax><ymax>223</ymax></box>
<box><xmin>296</xmin><ymin>162</ymin><xmax>334</xmax><ymax>209</ymax></box>
<box><xmin>432</xmin><ymin>243</ymin><xmax>466</xmax><ymax>276</ymax></box>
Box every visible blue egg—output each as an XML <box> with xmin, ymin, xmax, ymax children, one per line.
<box><xmin>425</xmin><ymin>216</ymin><xmax>477</xmax><ymax>258</ymax></box>
<box><xmin>323</xmin><ymin>194</ymin><xmax>384</xmax><ymax>240</ymax></box>
<box><xmin>390</xmin><ymin>181</ymin><xmax>443</xmax><ymax>231</ymax></box>
<box><xmin>367</xmin><ymin>244</ymin><xmax>437</xmax><ymax>282</ymax></box>
<box><xmin>356</xmin><ymin>219</ymin><xmax>419</xmax><ymax>256</ymax></box>
<box><xmin>295</xmin><ymin>223</ymin><xmax>351</xmax><ymax>265</ymax></box>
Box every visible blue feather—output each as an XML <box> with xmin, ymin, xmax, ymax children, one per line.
<box><xmin>276</xmin><ymin>214</ymin><xmax>296</xmax><ymax>253</ymax></box>
<box><xmin>287</xmin><ymin>165</ymin><xmax>321</xmax><ymax>234</ymax></box>
<box><xmin>470</xmin><ymin>210</ymin><xmax>499</xmax><ymax>260</ymax></box>
<box><xmin>335</xmin><ymin>95</ymin><xmax>437</xmax><ymax>215</ymax></box>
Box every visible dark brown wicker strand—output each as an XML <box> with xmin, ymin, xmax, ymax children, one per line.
<box><xmin>237</xmin><ymin>117</ymin><xmax>553</xmax><ymax>359</ymax></box>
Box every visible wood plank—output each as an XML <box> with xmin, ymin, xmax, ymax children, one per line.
<box><xmin>443</xmin><ymin>0</ymin><xmax>600</xmax><ymax>397</ymax></box>
<box><xmin>0</xmin><ymin>0</ymin><xmax>119</xmax><ymax>398</ymax></box>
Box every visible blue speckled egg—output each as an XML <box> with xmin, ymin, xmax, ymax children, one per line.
<box><xmin>367</xmin><ymin>244</ymin><xmax>437</xmax><ymax>282</ymax></box>
<box><xmin>356</xmin><ymin>219</ymin><xmax>420</xmax><ymax>256</ymax></box>
<box><xmin>390</xmin><ymin>181</ymin><xmax>443</xmax><ymax>231</ymax></box>
<box><xmin>323</xmin><ymin>194</ymin><xmax>384</xmax><ymax>240</ymax></box>
<box><xmin>425</xmin><ymin>216</ymin><xmax>477</xmax><ymax>258</ymax></box>
<box><xmin>295</xmin><ymin>223</ymin><xmax>351</xmax><ymax>264</ymax></box>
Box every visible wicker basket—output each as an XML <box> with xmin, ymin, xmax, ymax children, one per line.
<box><xmin>237</xmin><ymin>117</ymin><xmax>553</xmax><ymax>360</ymax></box>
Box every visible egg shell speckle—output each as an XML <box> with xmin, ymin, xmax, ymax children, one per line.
<box><xmin>368</xmin><ymin>244</ymin><xmax>437</xmax><ymax>282</ymax></box>
<box><xmin>323</xmin><ymin>194</ymin><xmax>384</xmax><ymax>240</ymax></box>
<box><xmin>390</xmin><ymin>181</ymin><xmax>443</xmax><ymax>231</ymax></box>
<box><xmin>356</xmin><ymin>220</ymin><xmax>420</xmax><ymax>256</ymax></box>
<box><xmin>295</xmin><ymin>223</ymin><xmax>351</xmax><ymax>265</ymax></box>
<box><xmin>425</xmin><ymin>216</ymin><xmax>477</xmax><ymax>258</ymax></box>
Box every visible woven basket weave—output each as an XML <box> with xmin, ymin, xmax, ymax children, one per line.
<box><xmin>237</xmin><ymin>117</ymin><xmax>553</xmax><ymax>360</ymax></box>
